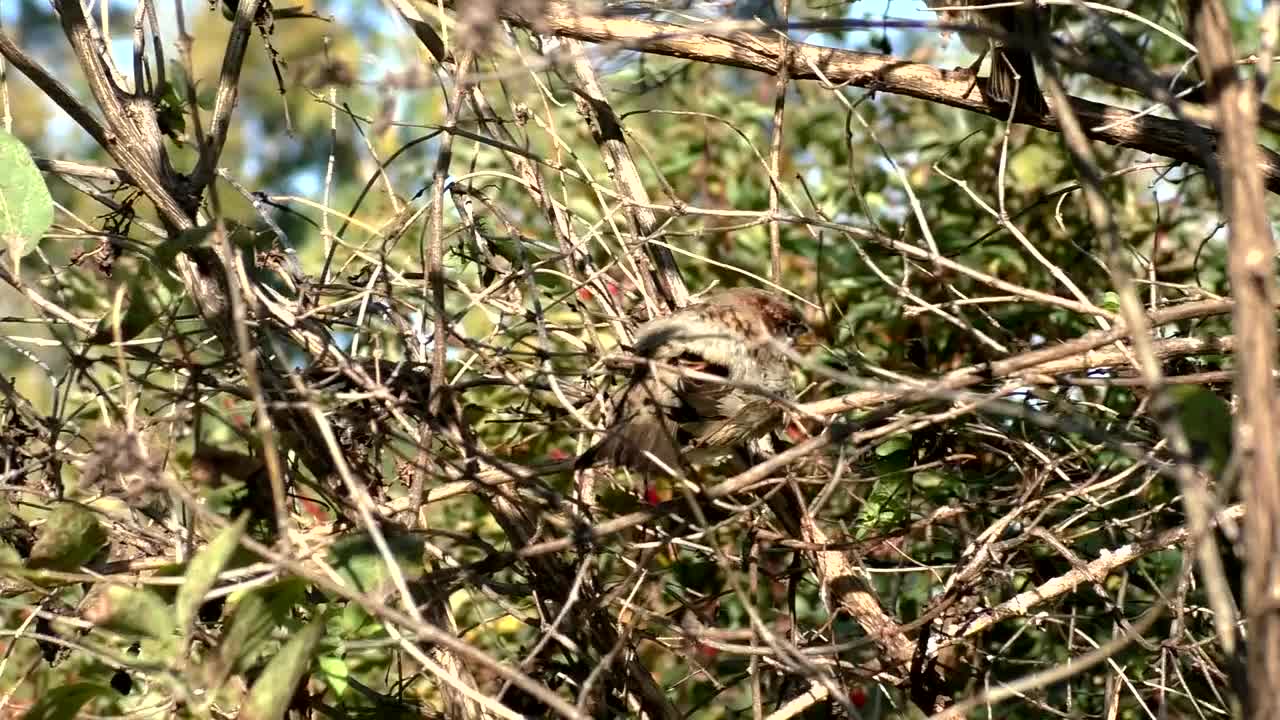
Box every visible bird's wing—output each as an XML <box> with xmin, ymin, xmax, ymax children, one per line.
<box><xmin>986</xmin><ymin>4</ymin><xmax>1048</xmax><ymax>114</ymax></box>
<box><xmin>669</xmin><ymin>353</ymin><xmax>735</xmax><ymax>423</ymax></box>
<box><xmin>584</xmin><ymin>303</ymin><xmax>785</xmax><ymax>471</ymax></box>
<box><xmin>577</xmin><ymin>363</ymin><xmax>682</xmax><ymax>472</ymax></box>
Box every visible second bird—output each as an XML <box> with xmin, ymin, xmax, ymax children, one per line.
<box><xmin>927</xmin><ymin>0</ymin><xmax>1049</xmax><ymax>115</ymax></box>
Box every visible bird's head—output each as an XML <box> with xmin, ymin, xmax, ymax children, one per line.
<box><xmin>733</xmin><ymin>288</ymin><xmax>814</xmax><ymax>348</ymax></box>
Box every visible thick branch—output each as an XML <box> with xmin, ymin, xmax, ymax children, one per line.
<box><xmin>488</xmin><ymin>2</ymin><xmax>1280</xmax><ymax>196</ymax></box>
<box><xmin>1187</xmin><ymin>0</ymin><xmax>1280</xmax><ymax>713</ymax></box>
<box><xmin>52</xmin><ymin>0</ymin><xmax>189</xmax><ymax>229</ymax></box>
<box><xmin>567</xmin><ymin>41</ymin><xmax>688</xmax><ymax>308</ymax></box>
<box><xmin>189</xmin><ymin>0</ymin><xmax>265</xmax><ymax>193</ymax></box>
<box><xmin>0</xmin><ymin>30</ymin><xmax>111</xmax><ymax>151</ymax></box>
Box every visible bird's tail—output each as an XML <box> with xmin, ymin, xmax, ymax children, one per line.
<box><xmin>575</xmin><ymin>412</ymin><xmax>682</xmax><ymax>476</ymax></box>
<box><xmin>989</xmin><ymin>45</ymin><xmax>1047</xmax><ymax>115</ymax></box>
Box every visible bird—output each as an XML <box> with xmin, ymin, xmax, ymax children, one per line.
<box><xmin>926</xmin><ymin>0</ymin><xmax>1049</xmax><ymax>115</ymax></box>
<box><xmin>576</xmin><ymin>287</ymin><xmax>810</xmax><ymax>477</ymax></box>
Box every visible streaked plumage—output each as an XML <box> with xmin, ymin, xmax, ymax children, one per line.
<box><xmin>578</xmin><ymin>288</ymin><xmax>808</xmax><ymax>474</ymax></box>
<box><xmin>927</xmin><ymin>0</ymin><xmax>1048</xmax><ymax>115</ymax></box>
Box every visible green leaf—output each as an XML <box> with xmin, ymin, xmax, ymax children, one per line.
<box><xmin>863</xmin><ymin>191</ymin><xmax>886</xmax><ymax>215</ymax></box>
<box><xmin>326</xmin><ymin>530</ymin><xmax>425</xmax><ymax>601</ymax></box>
<box><xmin>337</xmin><ymin>600</ymin><xmax>379</xmax><ymax>637</ymax></box>
<box><xmin>156</xmin><ymin>82</ymin><xmax>187</xmax><ymax>141</ymax></box>
<box><xmin>1167</xmin><ymin>386</ymin><xmax>1234</xmax><ymax>477</ymax></box>
<box><xmin>316</xmin><ymin>655</ymin><xmax>350</xmax><ymax>697</ymax></box>
<box><xmin>874</xmin><ymin>435</ymin><xmax>911</xmax><ymax>458</ymax></box>
<box><xmin>219</xmin><ymin>590</ymin><xmax>273</xmax><ymax>675</ymax></box>
<box><xmin>1099</xmin><ymin>291</ymin><xmax>1121</xmax><ymax>314</ymax></box>
<box><xmin>176</xmin><ymin>514</ymin><xmax>249</xmax><ymax>638</ymax></box>
<box><xmin>1008</xmin><ymin>143</ymin><xmax>1059</xmax><ymax>187</ymax></box>
<box><xmin>912</xmin><ymin>470</ymin><xmax>947</xmax><ymax>489</ymax></box>
<box><xmin>238</xmin><ymin>618</ymin><xmax>325</xmax><ymax>720</ymax></box>
<box><xmin>0</xmin><ymin>129</ymin><xmax>53</xmax><ymax>267</ymax></box>
<box><xmin>854</xmin><ymin>474</ymin><xmax>910</xmax><ymax>540</ymax></box>
<box><xmin>87</xmin><ymin>266</ymin><xmax>181</xmax><ymax>344</ymax></box>
<box><xmin>0</xmin><ymin>539</ymin><xmax>20</xmax><ymax>566</ymax></box>
<box><xmin>27</xmin><ymin>503</ymin><xmax>108</xmax><ymax>572</ymax></box>
<box><xmin>219</xmin><ymin>579</ymin><xmax>306</xmax><ymax>673</ymax></box>
<box><xmin>153</xmin><ymin>225</ymin><xmax>214</xmax><ymax>269</ymax></box>
<box><xmin>83</xmin><ymin>586</ymin><xmax>176</xmax><ymax>643</ymax></box>
<box><xmin>21</xmin><ymin>682</ymin><xmax>118</xmax><ymax>720</ymax></box>
<box><xmin>87</xmin><ymin>284</ymin><xmax>160</xmax><ymax>344</ymax></box>
<box><xmin>197</xmin><ymin>87</ymin><xmax>218</xmax><ymax>111</ymax></box>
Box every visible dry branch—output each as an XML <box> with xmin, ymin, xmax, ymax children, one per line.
<box><xmin>479</xmin><ymin>1</ymin><xmax>1280</xmax><ymax>195</ymax></box>
<box><xmin>1187</xmin><ymin>0</ymin><xmax>1280</xmax><ymax>712</ymax></box>
<box><xmin>803</xmin><ymin>298</ymin><xmax>1240</xmax><ymax>416</ymax></box>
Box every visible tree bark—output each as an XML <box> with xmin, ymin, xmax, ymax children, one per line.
<box><xmin>1186</xmin><ymin>0</ymin><xmax>1280</xmax><ymax>714</ymax></box>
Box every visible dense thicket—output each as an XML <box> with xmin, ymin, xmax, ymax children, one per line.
<box><xmin>0</xmin><ymin>0</ymin><xmax>1272</xmax><ymax>718</ymax></box>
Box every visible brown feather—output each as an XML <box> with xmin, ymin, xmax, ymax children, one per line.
<box><xmin>579</xmin><ymin>288</ymin><xmax>807</xmax><ymax>476</ymax></box>
<box><xmin>926</xmin><ymin>0</ymin><xmax>1048</xmax><ymax>114</ymax></box>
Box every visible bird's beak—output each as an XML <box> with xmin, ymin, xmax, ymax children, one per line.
<box><xmin>793</xmin><ymin>330</ymin><xmax>821</xmax><ymax>352</ymax></box>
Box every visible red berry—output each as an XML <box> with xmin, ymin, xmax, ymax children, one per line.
<box><xmin>645</xmin><ymin>487</ymin><xmax>661</xmax><ymax>506</ymax></box>
<box><xmin>785</xmin><ymin>422</ymin><xmax>806</xmax><ymax>442</ymax></box>
<box><xmin>301</xmin><ymin>498</ymin><xmax>327</xmax><ymax>523</ymax></box>
<box><xmin>577</xmin><ymin>288</ymin><xmax>592</xmax><ymax>301</ymax></box>
<box><xmin>850</xmin><ymin>687</ymin><xmax>867</xmax><ymax>707</ymax></box>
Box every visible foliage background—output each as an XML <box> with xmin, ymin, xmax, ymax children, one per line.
<box><xmin>0</xmin><ymin>0</ymin><xmax>1266</xmax><ymax>718</ymax></box>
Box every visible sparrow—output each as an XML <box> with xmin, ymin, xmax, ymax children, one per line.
<box><xmin>926</xmin><ymin>0</ymin><xmax>1049</xmax><ymax>115</ymax></box>
<box><xmin>577</xmin><ymin>287</ymin><xmax>810</xmax><ymax>476</ymax></box>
